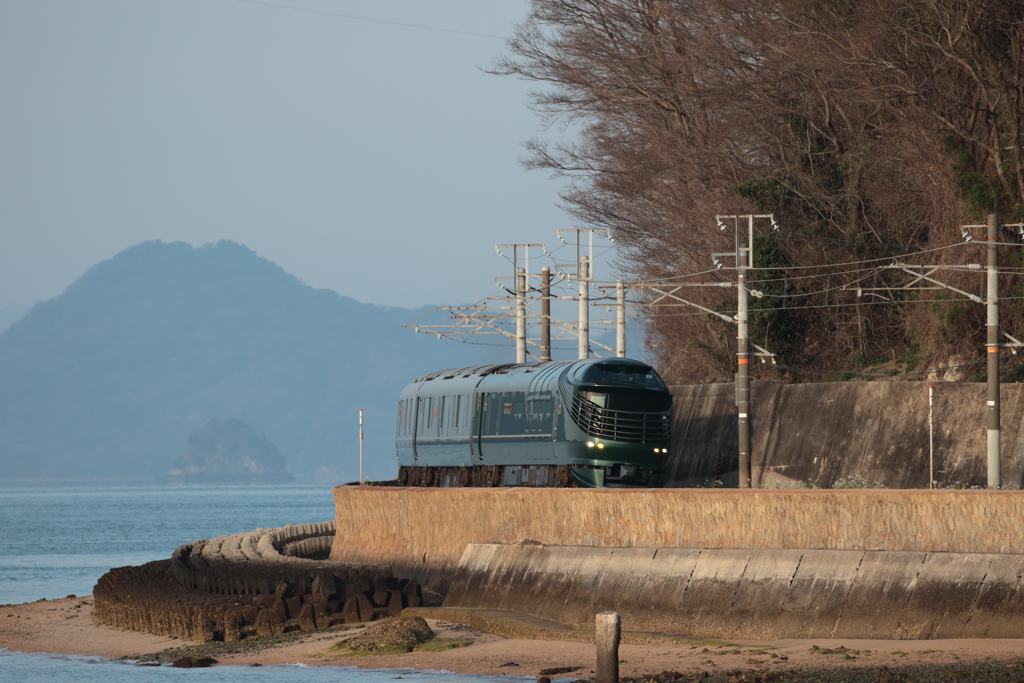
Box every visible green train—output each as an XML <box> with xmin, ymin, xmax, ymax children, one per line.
<box><xmin>395</xmin><ymin>358</ymin><xmax>672</xmax><ymax>487</ymax></box>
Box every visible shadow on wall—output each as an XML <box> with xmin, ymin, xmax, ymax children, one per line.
<box><xmin>664</xmin><ymin>381</ymin><xmax>1024</xmax><ymax>489</ymax></box>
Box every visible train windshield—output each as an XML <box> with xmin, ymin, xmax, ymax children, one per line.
<box><xmin>575</xmin><ymin>363</ymin><xmax>667</xmax><ymax>389</ymax></box>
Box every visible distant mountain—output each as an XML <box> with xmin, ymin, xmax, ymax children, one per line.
<box><xmin>0</xmin><ymin>303</ymin><xmax>31</xmax><ymax>335</ymax></box>
<box><xmin>0</xmin><ymin>240</ymin><xmax>500</xmax><ymax>484</ymax></box>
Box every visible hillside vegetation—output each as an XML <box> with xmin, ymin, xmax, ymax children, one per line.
<box><xmin>0</xmin><ymin>240</ymin><xmax>495</xmax><ymax>483</ymax></box>
<box><xmin>497</xmin><ymin>0</ymin><xmax>1024</xmax><ymax>380</ymax></box>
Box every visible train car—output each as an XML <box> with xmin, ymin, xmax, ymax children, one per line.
<box><xmin>395</xmin><ymin>358</ymin><xmax>672</xmax><ymax>488</ymax></box>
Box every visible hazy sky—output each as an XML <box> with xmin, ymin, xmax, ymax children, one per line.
<box><xmin>0</xmin><ymin>0</ymin><xmax>599</xmax><ymax>311</ymax></box>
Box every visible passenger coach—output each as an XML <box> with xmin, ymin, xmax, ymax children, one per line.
<box><xmin>395</xmin><ymin>358</ymin><xmax>672</xmax><ymax>487</ymax></box>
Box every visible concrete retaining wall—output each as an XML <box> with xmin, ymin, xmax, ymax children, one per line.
<box><xmin>444</xmin><ymin>544</ymin><xmax>1024</xmax><ymax>639</ymax></box>
<box><xmin>329</xmin><ymin>486</ymin><xmax>1024</xmax><ymax>591</ymax></box>
<box><xmin>667</xmin><ymin>381</ymin><xmax>1024</xmax><ymax>489</ymax></box>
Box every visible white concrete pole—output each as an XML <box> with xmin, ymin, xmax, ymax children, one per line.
<box><xmin>929</xmin><ymin>385</ymin><xmax>935</xmax><ymax>489</ymax></box>
<box><xmin>987</xmin><ymin>213</ymin><xmax>1001</xmax><ymax>488</ymax></box>
<box><xmin>578</xmin><ymin>256</ymin><xmax>590</xmax><ymax>359</ymax></box>
<box><xmin>737</xmin><ymin>243</ymin><xmax>751</xmax><ymax>489</ymax></box>
<box><xmin>616</xmin><ymin>280</ymin><xmax>626</xmax><ymax>358</ymax></box>
<box><xmin>358</xmin><ymin>408</ymin><xmax>364</xmax><ymax>485</ymax></box>
<box><xmin>541</xmin><ymin>266</ymin><xmax>551</xmax><ymax>362</ymax></box>
<box><xmin>516</xmin><ymin>267</ymin><xmax>527</xmax><ymax>364</ymax></box>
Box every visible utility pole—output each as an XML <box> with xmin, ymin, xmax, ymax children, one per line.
<box><xmin>929</xmin><ymin>385</ymin><xmax>935</xmax><ymax>489</ymax></box>
<box><xmin>715</xmin><ymin>213</ymin><xmax>777</xmax><ymax>489</ymax></box>
<box><xmin>737</xmin><ymin>239</ymin><xmax>751</xmax><ymax>489</ymax></box>
<box><xmin>358</xmin><ymin>408</ymin><xmax>364</xmax><ymax>485</ymax></box>
<box><xmin>409</xmin><ymin>230</ymin><xmax>624</xmax><ymax>361</ymax></box>
<box><xmin>616</xmin><ymin>281</ymin><xmax>626</xmax><ymax>358</ymax></box>
<box><xmin>987</xmin><ymin>213</ymin><xmax>1001</xmax><ymax>488</ymax></box>
<box><xmin>870</xmin><ymin>215</ymin><xmax>1024</xmax><ymax>488</ymax></box>
<box><xmin>516</xmin><ymin>267</ymin><xmax>527</xmax><ymax>364</ymax></box>
<box><xmin>579</xmin><ymin>255</ymin><xmax>590</xmax><ymax>359</ymax></box>
<box><xmin>541</xmin><ymin>266</ymin><xmax>552</xmax><ymax>361</ymax></box>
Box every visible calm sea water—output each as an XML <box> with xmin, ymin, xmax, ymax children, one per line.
<box><xmin>0</xmin><ymin>485</ymin><xmax>339</xmax><ymax>605</ymax></box>
<box><xmin>0</xmin><ymin>485</ymin><xmax>515</xmax><ymax>682</ymax></box>
<box><xmin>0</xmin><ymin>652</ymin><xmax>524</xmax><ymax>683</ymax></box>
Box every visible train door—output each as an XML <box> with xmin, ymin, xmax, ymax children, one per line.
<box><xmin>470</xmin><ymin>392</ymin><xmax>484</xmax><ymax>461</ymax></box>
<box><xmin>477</xmin><ymin>391</ymin><xmax>503</xmax><ymax>461</ymax></box>
<box><xmin>412</xmin><ymin>396</ymin><xmax>423</xmax><ymax>461</ymax></box>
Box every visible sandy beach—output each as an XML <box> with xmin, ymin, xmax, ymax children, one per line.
<box><xmin>5</xmin><ymin>595</ymin><xmax>1024</xmax><ymax>680</ymax></box>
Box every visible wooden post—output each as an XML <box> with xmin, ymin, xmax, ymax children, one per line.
<box><xmin>596</xmin><ymin>611</ymin><xmax>621</xmax><ymax>683</ymax></box>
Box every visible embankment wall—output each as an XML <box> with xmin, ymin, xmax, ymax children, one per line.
<box><xmin>445</xmin><ymin>544</ymin><xmax>1024</xmax><ymax>639</ymax></box>
<box><xmin>666</xmin><ymin>381</ymin><xmax>1024</xmax><ymax>488</ymax></box>
<box><xmin>329</xmin><ymin>486</ymin><xmax>1024</xmax><ymax>590</ymax></box>
<box><xmin>331</xmin><ymin>487</ymin><xmax>1024</xmax><ymax>638</ymax></box>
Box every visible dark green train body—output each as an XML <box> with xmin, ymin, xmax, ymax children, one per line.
<box><xmin>396</xmin><ymin>358</ymin><xmax>671</xmax><ymax>488</ymax></box>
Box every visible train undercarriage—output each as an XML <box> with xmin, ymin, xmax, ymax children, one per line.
<box><xmin>398</xmin><ymin>464</ymin><xmax>577</xmax><ymax>488</ymax></box>
<box><xmin>396</xmin><ymin>463</ymin><xmax>658</xmax><ymax>488</ymax></box>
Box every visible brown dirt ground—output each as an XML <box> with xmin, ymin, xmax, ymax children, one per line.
<box><xmin>4</xmin><ymin>596</ymin><xmax>1024</xmax><ymax>679</ymax></box>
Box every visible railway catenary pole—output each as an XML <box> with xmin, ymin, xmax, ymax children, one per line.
<box><xmin>359</xmin><ymin>408</ymin><xmax>364</xmax><ymax>485</ymax></box>
<box><xmin>579</xmin><ymin>255</ymin><xmax>590</xmax><ymax>359</ymax></box>
<box><xmin>987</xmin><ymin>213</ymin><xmax>1001</xmax><ymax>488</ymax></box>
<box><xmin>929</xmin><ymin>385</ymin><xmax>935</xmax><ymax>489</ymax></box>
<box><xmin>737</xmin><ymin>234</ymin><xmax>751</xmax><ymax>489</ymax></box>
<box><xmin>616</xmin><ymin>280</ymin><xmax>626</xmax><ymax>358</ymax></box>
<box><xmin>516</xmin><ymin>267</ymin><xmax>527</xmax><ymax>364</ymax></box>
<box><xmin>541</xmin><ymin>266</ymin><xmax>552</xmax><ymax>361</ymax></box>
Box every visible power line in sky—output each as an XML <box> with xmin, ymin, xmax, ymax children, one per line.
<box><xmin>228</xmin><ymin>0</ymin><xmax>508</xmax><ymax>39</ymax></box>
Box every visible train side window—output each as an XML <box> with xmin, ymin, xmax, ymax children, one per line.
<box><xmin>529</xmin><ymin>398</ymin><xmax>553</xmax><ymax>415</ymax></box>
<box><xmin>440</xmin><ymin>396</ymin><xmax>447</xmax><ymax>435</ymax></box>
<box><xmin>483</xmin><ymin>393</ymin><xmax>502</xmax><ymax>434</ymax></box>
<box><xmin>454</xmin><ymin>395</ymin><xmax>461</xmax><ymax>431</ymax></box>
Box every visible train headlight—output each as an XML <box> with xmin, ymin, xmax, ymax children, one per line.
<box><xmin>597</xmin><ymin>442</ymin><xmax>605</xmax><ymax>449</ymax></box>
<box><xmin>586</xmin><ymin>441</ymin><xmax>595</xmax><ymax>448</ymax></box>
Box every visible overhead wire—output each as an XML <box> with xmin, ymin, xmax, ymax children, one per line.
<box><xmin>639</xmin><ymin>294</ymin><xmax>1024</xmax><ymax>318</ymax></box>
<box><xmin>662</xmin><ymin>356</ymin><xmax>1007</xmax><ymax>383</ymax></box>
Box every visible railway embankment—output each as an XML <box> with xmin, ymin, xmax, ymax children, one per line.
<box><xmin>330</xmin><ymin>486</ymin><xmax>1024</xmax><ymax>639</ymax></box>
<box><xmin>666</xmin><ymin>380</ymin><xmax>1024</xmax><ymax>488</ymax></box>
<box><xmin>94</xmin><ymin>486</ymin><xmax>1024</xmax><ymax>644</ymax></box>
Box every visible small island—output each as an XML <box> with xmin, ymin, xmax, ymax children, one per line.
<box><xmin>162</xmin><ymin>418</ymin><xmax>294</xmax><ymax>485</ymax></box>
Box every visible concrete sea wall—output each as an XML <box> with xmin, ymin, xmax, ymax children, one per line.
<box><xmin>330</xmin><ymin>487</ymin><xmax>1022</xmax><ymax>571</ymax></box>
<box><xmin>330</xmin><ymin>486</ymin><xmax>1024</xmax><ymax>638</ymax></box>
<box><xmin>445</xmin><ymin>544</ymin><xmax>1024</xmax><ymax>639</ymax></box>
<box><xmin>92</xmin><ymin>485</ymin><xmax>1024</xmax><ymax>642</ymax></box>
<box><xmin>666</xmin><ymin>381</ymin><xmax>1024</xmax><ymax>489</ymax></box>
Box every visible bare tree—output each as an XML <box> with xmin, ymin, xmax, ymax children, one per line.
<box><xmin>495</xmin><ymin>0</ymin><xmax>1024</xmax><ymax>377</ymax></box>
